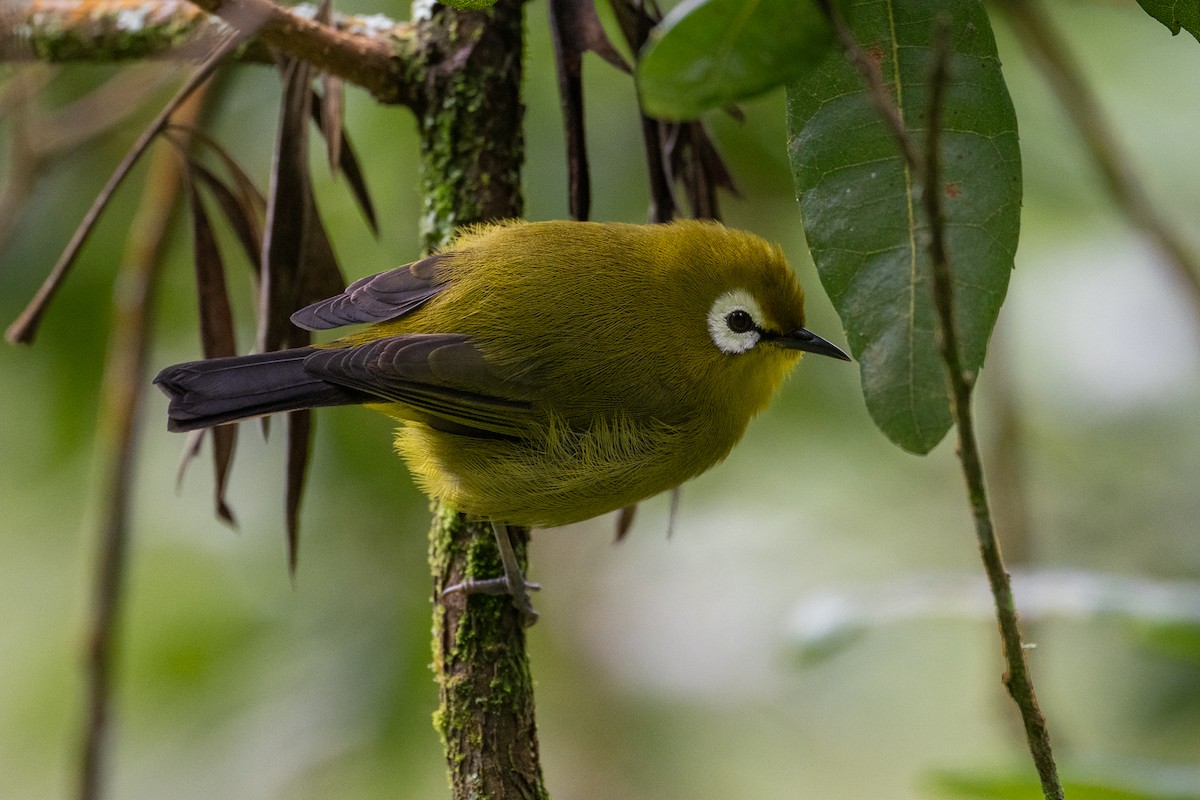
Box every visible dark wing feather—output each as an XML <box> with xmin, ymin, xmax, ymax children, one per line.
<box><xmin>155</xmin><ymin>347</ymin><xmax>369</xmax><ymax>432</ymax></box>
<box><xmin>290</xmin><ymin>253</ymin><xmax>449</xmax><ymax>330</ymax></box>
<box><xmin>304</xmin><ymin>333</ymin><xmax>539</xmax><ymax>439</ymax></box>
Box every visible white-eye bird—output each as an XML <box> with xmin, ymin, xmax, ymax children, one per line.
<box><xmin>155</xmin><ymin>219</ymin><xmax>850</xmax><ymax>623</ymax></box>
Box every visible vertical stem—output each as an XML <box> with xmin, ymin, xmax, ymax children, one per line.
<box><xmin>412</xmin><ymin>1</ymin><xmax>547</xmax><ymax>797</ymax></box>
<box><xmin>816</xmin><ymin>4</ymin><xmax>1063</xmax><ymax>796</ymax></box>
<box><xmin>79</xmin><ymin>87</ymin><xmax>208</xmax><ymax>800</ymax></box>
<box><xmin>921</xmin><ymin>22</ymin><xmax>1063</xmax><ymax>800</ymax></box>
<box><xmin>414</xmin><ymin>0</ymin><xmax>524</xmax><ymax>254</ymax></box>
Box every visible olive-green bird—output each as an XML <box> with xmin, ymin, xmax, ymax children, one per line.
<box><xmin>155</xmin><ymin>220</ymin><xmax>850</xmax><ymax>622</ymax></box>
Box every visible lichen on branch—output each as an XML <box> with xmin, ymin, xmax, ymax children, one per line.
<box><xmin>1</xmin><ymin>0</ymin><xmax>420</xmax><ymax>105</ymax></box>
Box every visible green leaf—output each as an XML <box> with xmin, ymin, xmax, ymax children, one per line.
<box><xmin>1135</xmin><ymin>621</ymin><xmax>1200</xmax><ymax>666</ymax></box>
<box><xmin>1135</xmin><ymin>0</ymin><xmax>1200</xmax><ymax>43</ymax></box>
<box><xmin>786</xmin><ymin>0</ymin><xmax>1021</xmax><ymax>453</ymax></box>
<box><xmin>930</xmin><ymin>769</ymin><xmax>1200</xmax><ymax>800</ymax></box>
<box><xmin>637</xmin><ymin>0</ymin><xmax>839</xmax><ymax>120</ymax></box>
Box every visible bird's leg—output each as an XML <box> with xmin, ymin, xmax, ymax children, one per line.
<box><xmin>441</xmin><ymin>521</ymin><xmax>541</xmax><ymax>626</ymax></box>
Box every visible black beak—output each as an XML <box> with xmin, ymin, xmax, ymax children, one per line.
<box><xmin>776</xmin><ymin>327</ymin><xmax>852</xmax><ymax>361</ymax></box>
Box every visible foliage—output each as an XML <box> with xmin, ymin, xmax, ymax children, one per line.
<box><xmin>640</xmin><ymin>0</ymin><xmax>1021</xmax><ymax>454</ymax></box>
<box><xmin>636</xmin><ymin>0</ymin><xmax>840</xmax><ymax>120</ymax></box>
<box><xmin>789</xmin><ymin>0</ymin><xmax>1019</xmax><ymax>453</ymax></box>
<box><xmin>932</xmin><ymin>769</ymin><xmax>1200</xmax><ymax>800</ymax></box>
<box><xmin>1135</xmin><ymin>0</ymin><xmax>1200</xmax><ymax>42</ymax></box>
<box><xmin>3</xmin><ymin>1</ymin><xmax>1200</xmax><ymax>799</ymax></box>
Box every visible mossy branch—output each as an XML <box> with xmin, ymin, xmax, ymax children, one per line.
<box><xmin>1</xmin><ymin>0</ymin><xmax>419</xmax><ymax>105</ymax></box>
<box><xmin>415</xmin><ymin>1</ymin><xmax>546</xmax><ymax>798</ymax></box>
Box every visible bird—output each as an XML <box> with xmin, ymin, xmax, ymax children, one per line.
<box><xmin>155</xmin><ymin>219</ymin><xmax>850</xmax><ymax>623</ymax></box>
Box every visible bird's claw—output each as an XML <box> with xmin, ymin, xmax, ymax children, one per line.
<box><xmin>442</xmin><ymin>576</ymin><xmax>541</xmax><ymax>626</ymax></box>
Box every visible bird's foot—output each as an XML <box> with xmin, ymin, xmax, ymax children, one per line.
<box><xmin>441</xmin><ymin>576</ymin><xmax>541</xmax><ymax>626</ymax></box>
<box><xmin>441</xmin><ymin>521</ymin><xmax>540</xmax><ymax>626</ymax></box>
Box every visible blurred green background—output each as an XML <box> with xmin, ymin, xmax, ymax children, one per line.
<box><xmin>2</xmin><ymin>2</ymin><xmax>1200</xmax><ymax>798</ymax></box>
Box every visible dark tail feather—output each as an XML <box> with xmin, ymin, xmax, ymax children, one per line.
<box><xmin>154</xmin><ymin>347</ymin><xmax>368</xmax><ymax>432</ymax></box>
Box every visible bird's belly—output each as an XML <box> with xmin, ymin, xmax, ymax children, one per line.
<box><xmin>393</xmin><ymin>414</ymin><xmax>739</xmax><ymax>528</ymax></box>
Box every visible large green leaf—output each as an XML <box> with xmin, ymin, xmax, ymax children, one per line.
<box><xmin>786</xmin><ymin>0</ymin><xmax>1021</xmax><ymax>453</ymax></box>
<box><xmin>1136</xmin><ymin>0</ymin><xmax>1200</xmax><ymax>43</ymax></box>
<box><xmin>637</xmin><ymin>0</ymin><xmax>838</xmax><ymax>120</ymax></box>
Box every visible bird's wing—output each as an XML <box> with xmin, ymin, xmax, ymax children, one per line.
<box><xmin>303</xmin><ymin>333</ymin><xmax>539</xmax><ymax>439</ymax></box>
<box><xmin>290</xmin><ymin>254</ymin><xmax>450</xmax><ymax>331</ymax></box>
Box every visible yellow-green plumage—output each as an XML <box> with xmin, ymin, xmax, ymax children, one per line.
<box><xmin>157</xmin><ymin>219</ymin><xmax>847</xmax><ymax>529</ymax></box>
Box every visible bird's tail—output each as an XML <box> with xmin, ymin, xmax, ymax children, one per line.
<box><xmin>154</xmin><ymin>347</ymin><xmax>367</xmax><ymax>432</ymax></box>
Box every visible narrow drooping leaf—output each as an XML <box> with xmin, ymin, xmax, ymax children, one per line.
<box><xmin>286</xmin><ymin>409</ymin><xmax>312</xmax><ymax>573</ymax></box>
<box><xmin>547</xmin><ymin>0</ymin><xmax>633</xmax><ymax>217</ymax></box>
<box><xmin>184</xmin><ymin>175</ymin><xmax>238</xmax><ymax>525</ymax></box>
<box><xmin>310</xmin><ymin>90</ymin><xmax>379</xmax><ymax>235</ymax></box>
<box><xmin>614</xmin><ymin>505</ymin><xmax>636</xmax><ymax>542</ymax></box>
<box><xmin>608</xmin><ymin>0</ymin><xmax>675</xmax><ymax>220</ymax></box>
<box><xmin>297</xmin><ymin>184</ymin><xmax>346</xmax><ymax>308</ymax></box>
<box><xmin>260</xmin><ymin>56</ymin><xmax>347</xmax><ymax>563</ymax></box>
<box><xmin>176</xmin><ymin>125</ymin><xmax>267</xmax><ymax>270</ymax></box>
<box><xmin>787</xmin><ymin>0</ymin><xmax>1021</xmax><ymax>454</ymax></box>
<box><xmin>638</xmin><ymin>0</ymin><xmax>839</xmax><ymax>120</ymax></box>
<box><xmin>553</xmin><ymin>0</ymin><xmax>631</xmax><ymax>71</ymax></box>
<box><xmin>260</xmin><ymin>56</ymin><xmax>315</xmax><ymax>355</ymax></box>
<box><xmin>547</xmin><ymin>0</ymin><xmax>632</xmax><ymax>220</ymax></box>
<box><xmin>610</xmin><ymin>0</ymin><xmax>734</xmax><ymax>222</ymax></box>
<box><xmin>608</xmin><ymin>0</ymin><xmax>658</xmax><ymax>51</ymax></box>
<box><xmin>1134</xmin><ymin>0</ymin><xmax>1200</xmax><ymax>42</ymax></box>
<box><xmin>319</xmin><ymin>74</ymin><xmax>345</xmax><ymax>174</ymax></box>
<box><xmin>639</xmin><ymin>118</ymin><xmax>676</xmax><ymax>222</ymax></box>
<box><xmin>261</xmin><ymin>58</ymin><xmax>345</xmax><ymax>354</ymax></box>
<box><xmin>665</xmin><ymin>121</ymin><xmax>736</xmax><ymax>219</ymax></box>
<box><xmin>177</xmin><ymin>429</ymin><xmax>205</xmax><ymax>490</ymax></box>
<box><xmin>188</xmin><ymin>160</ymin><xmax>263</xmax><ymax>271</ymax></box>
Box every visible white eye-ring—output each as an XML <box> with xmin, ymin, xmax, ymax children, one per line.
<box><xmin>707</xmin><ymin>289</ymin><xmax>763</xmax><ymax>354</ymax></box>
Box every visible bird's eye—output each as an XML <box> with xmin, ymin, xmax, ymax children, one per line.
<box><xmin>708</xmin><ymin>289</ymin><xmax>764</xmax><ymax>355</ymax></box>
<box><xmin>725</xmin><ymin>309</ymin><xmax>755</xmax><ymax>333</ymax></box>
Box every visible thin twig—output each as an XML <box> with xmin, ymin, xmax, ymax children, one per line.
<box><xmin>79</xmin><ymin>84</ymin><xmax>210</xmax><ymax>800</ymax></box>
<box><xmin>921</xmin><ymin>20</ymin><xmax>1063</xmax><ymax>800</ymax></box>
<box><xmin>994</xmin><ymin>0</ymin><xmax>1200</xmax><ymax>327</ymax></box>
<box><xmin>816</xmin><ymin>4</ymin><xmax>1064</xmax><ymax>798</ymax></box>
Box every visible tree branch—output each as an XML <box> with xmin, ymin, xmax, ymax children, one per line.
<box><xmin>189</xmin><ymin>0</ymin><xmax>417</xmax><ymax>104</ymax></box>
<box><xmin>2</xmin><ymin>0</ymin><xmax>235</xmax><ymax>61</ymax></box>
<box><xmin>920</xmin><ymin>24</ymin><xmax>1062</xmax><ymax>799</ymax></box>
<box><xmin>1</xmin><ymin>0</ymin><xmax>420</xmax><ymax>105</ymax></box>
<box><xmin>414</xmin><ymin>1</ymin><xmax>547</xmax><ymax>798</ymax></box>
